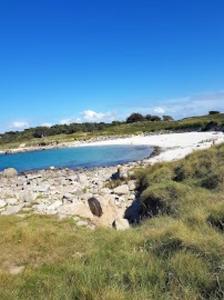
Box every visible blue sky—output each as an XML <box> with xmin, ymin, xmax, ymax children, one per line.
<box><xmin>0</xmin><ymin>0</ymin><xmax>224</xmax><ymax>132</ymax></box>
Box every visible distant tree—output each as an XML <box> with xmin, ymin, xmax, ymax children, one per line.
<box><xmin>32</xmin><ymin>127</ymin><xmax>49</xmax><ymax>138</ymax></box>
<box><xmin>126</xmin><ymin>113</ymin><xmax>145</xmax><ymax>123</ymax></box>
<box><xmin>145</xmin><ymin>114</ymin><xmax>152</xmax><ymax>121</ymax></box>
<box><xmin>209</xmin><ymin>111</ymin><xmax>220</xmax><ymax>115</ymax></box>
<box><xmin>163</xmin><ymin>115</ymin><xmax>174</xmax><ymax>121</ymax></box>
<box><xmin>150</xmin><ymin>115</ymin><xmax>162</xmax><ymax>122</ymax></box>
<box><xmin>112</xmin><ymin>121</ymin><xmax>121</xmax><ymax>126</ymax></box>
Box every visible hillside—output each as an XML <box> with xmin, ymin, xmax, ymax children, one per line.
<box><xmin>0</xmin><ymin>113</ymin><xmax>224</xmax><ymax>151</ymax></box>
<box><xmin>1</xmin><ymin>143</ymin><xmax>224</xmax><ymax>299</ymax></box>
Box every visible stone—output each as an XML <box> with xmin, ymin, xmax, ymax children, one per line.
<box><xmin>62</xmin><ymin>193</ymin><xmax>74</xmax><ymax>203</ymax></box>
<box><xmin>6</xmin><ymin>198</ymin><xmax>18</xmax><ymax>206</ymax></box>
<box><xmin>33</xmin><ymin>203</ymin><xmax>48</xmax><ymax>214</ymax></box>
<box><xmin>19</xmin><ymin>191</ymin><xmax>35</xmax><ymax>203</ymax></box>
<box><xmin>0</xmin><ymin>200</ymin><xmax>6</xmax><ymax>208</ymax></box>
<box><xmin>67</xmin><ymin>175</ymin><xmax>79</xmax><ymax>182</ymax></box>
<box><xmin>34</xmin><ymin>184</ymin><xmax>50</xmax><ymax>193</ymax></box>
<box><xmin>128</xmin><ymin>180</ymin><xmax>136</xmax><ymax>191</ymax></box>
<box><xmin>1</xmin><ymin>204</ymin><xmax>24</xmax><ymax>215</ymax></box>
<box><xmin>113</xmin><ymin>184</ymin><xmax>129</xmax><ymax>195</ymax></box>
<box><xmin>2</xmin><ymin>168</ymin><xmax>18</xmax><ymax>178</ymax></box>
<box><xmin>88</xmin><ymin>197</ymin><xmax>103</xmax><ymax>217</ymax></box>
<box><xmin>78</xmin><ymin>174</ymin><xmax>88</xmax><ymax>186</ymax></box>
<box><xmin>8</xmin><ymin>265</ymin><xmax>25</xmax><ymax>275</ymax></box>
<box><xmin>76</xmin><ymin>220</ymin><xmax>89</xmax><ymax>227</ymax></box>
<box><xmin>100</xmin><ymin>187</ymin><xmax>112</xmax><ymax>195</ymax></box>
<box><xmin>58</xmin><ymin>202</ymin><xmax>94</xmax><ymax>219</ymax></box>
<box><xmin>119</xmin><ymin>167</ymin><xmax>129</xmax><ymax>180</ymax></box>
<box><xmin>47</xmin><ymin>200</ymin><xmax>62</xmax><ymax>210</ymax></box>
<box><xmin>112</xmin><ymin>218</ymin><xmax>130</xmax><ymax>230</ymax></box>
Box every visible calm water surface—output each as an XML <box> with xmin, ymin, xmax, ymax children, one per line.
<box><xmin>0</xmin><ymin>145</ymin><xmax>153</xmax><ymax>172</ymax></box>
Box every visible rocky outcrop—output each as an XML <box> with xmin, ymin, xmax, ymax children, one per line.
<box><xmin>0</xmin><ymin>165</ymin><xmax>139</xmax><ymax>228</ymax></box>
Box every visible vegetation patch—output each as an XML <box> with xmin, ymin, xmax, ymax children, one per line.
<box><xmin>1</xmin><ymin>144</ymin><xmax>224</xmax><ymax>299</ymax></box>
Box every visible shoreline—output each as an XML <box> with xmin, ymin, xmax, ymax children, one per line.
<box><xmin>1</xmin><ymin>130</ymin><xmax>224</xmax><ymax>155</ymax></box>
<box><xmin>0</xmin><ymin>131</ymin><xmax>224</xmax><ymax>227</ymax></box>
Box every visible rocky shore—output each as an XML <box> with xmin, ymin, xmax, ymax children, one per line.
<box><xmin>1</xmin><ymin>131</ymin><xmax>224</xmax><ymax>230</ymax></box>
<box><xmin>0</xmin><ymin>163</ymin><xmax>140</xmax><ymax>230</ymax></box>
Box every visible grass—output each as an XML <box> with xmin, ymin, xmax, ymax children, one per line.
<box><xmin>1</xmin><ymin>144</ymin><xmax>224</xmax><ymax>299</ymax></box>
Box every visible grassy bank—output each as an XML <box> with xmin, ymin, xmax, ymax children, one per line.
<box><xmin>1</xmin><ymin>144</ymin><xmax>224</xmax><ymax>299</ymax></box>
<box><xmin>1</xmin><ymin>113</ymin><xmax>224</xmax><ymax>150</ymax></box>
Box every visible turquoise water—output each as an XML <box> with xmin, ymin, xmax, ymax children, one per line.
<box><xmin>0</xmin><ymin>145</ymin><xmax>152</xmax><ymax>172</ymax></box>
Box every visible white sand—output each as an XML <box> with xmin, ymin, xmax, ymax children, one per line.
<box><xmin>73</xmin><ymin>131</ymin><xmax>224</xmax><ymax>164</ymax></box>
<box><xmin>1</xmin><ymin>132</ymin><xmax>224</xmax><ymax>165</ymax></box>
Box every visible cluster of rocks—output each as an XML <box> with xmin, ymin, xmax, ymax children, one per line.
<box><xmin>0</xmin><ymin>165</ymin><xmax>140</xmax><ymax>230</ymax></box>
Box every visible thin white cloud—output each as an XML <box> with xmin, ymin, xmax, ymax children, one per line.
<box><xmin>59</xmin><ymin>110</ymin><xmax>116</xmax><ymax>125</ymax></box>
<box><xmin>59</xmin><ymin>117</ymin><xmax>82</xmax><ymax>125</ymax></box>
<box><xmin>81</xmin><ymin>110</ymin><xmax>115</xmax><ymax>122</ymax></box>
<box><xmin>129</xmin><ymin>91</ymin><xmax>224</xmax><ymax>120</ymax></box>
<box><xmin>10</xmin><ymin>121</ymin><xmax>29</xmax><ymax>130</ymax></box>
<box><xmin>153</xmin><ymin>107</ymin><xmax>166</xmax><ymax>115</ymax></box>
<box><xmin>157</xmin><ymin>92</ymin><xmax>224</xmax><ymax>119</ymax></box>
<box><xmin>59</xmin><ymin>119</ymin><xmax>73</xmax><ymax>125</ymax></box>
<box><xmin>41</xmin><ymin>122</ymin><xmax>52</xmax><ymax>127</ymax></box>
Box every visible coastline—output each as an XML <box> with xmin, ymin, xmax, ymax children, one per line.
<box><xmin>0</xmin><ymin>131</ymin><xmax>224</xmax><ymax>227</ymax></box>
<box><xmin>1</xmin><ymin>131</ymin><xmax>224</xmax><ymax>165</ymax></box>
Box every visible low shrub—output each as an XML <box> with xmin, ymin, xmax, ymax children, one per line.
<box><xmin>140</xmin><ymin>181</ymin><xmax>189</xmax><ymax>217</ymax></box>
<box><xmin>207</xmin><ymin>203</ymin><xmax>224</xmax><ymax>232</ymax></box>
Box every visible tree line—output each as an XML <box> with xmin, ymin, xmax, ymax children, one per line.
<box><xmin>0</xmin><ymin>111</ymin><xmax>221</xmax><ymax>144</ymax></box>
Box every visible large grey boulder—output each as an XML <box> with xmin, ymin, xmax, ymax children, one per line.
<box><xmin>2</xmin><ymin>168</ymin><xmax>18</xmax><ymax>178</ymax></box>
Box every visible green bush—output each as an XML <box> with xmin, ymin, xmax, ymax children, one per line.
<box><xmin>207</xmin><ymin>203</ymin><xmax>224</xmax><ymax>231</ymax></box>
<box><xmin>141</xmin><ymin>181</ymin><xmax>189</xmax><ymax>217</ymax></box>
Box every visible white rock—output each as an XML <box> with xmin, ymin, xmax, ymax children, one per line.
<box><xmin>0</xmin><ymin>200</ymin><xmax>6</xmax><ymax>208</ymax></box>
<box><xmin>128</xmin><ymin>180</ymin><xmax>136</xmax><ymax>191</ymax></box>
<box><xmin>19</xmin><ymin>191</ymin><xmax>35</xmax><ymax>203</ymax></box>
<box><xmin>8</xmin><ymin>265</ymin><xmax>25</xmax><ymax>275</ymax></box>
<box><xmin>78</xmin><ymin>174</ymin><xmax>88</xmax><ymax>186</ymax></box>
<box><xmin>47</xmin><ymin>200</ymin><xmax>62</xmax><ymax>210</ymax></box>
<box><xmin>6</xmin><ymin>198</ymin><xmax>18</xmax><ymax>206</ymax></box>
<box><xmin>33</xmin><ymin>203</ymin><xmax>48</xmax><ymax>214</ymax></box>
<box><xmin>119</xmin><ymin>168</ymin><xmax>129</xmax><ymax>180</ymax></box>
<box><xmin>2</xmin><ymin>168</ymin><xmax>18</xmax><ymax>178</ymax></box>
<box><xmin>62</xmin><ymin>193</ymin><xmax>74</xmax><ymax>203</ymax></box>
<box><xmin>34</xmin><ymin>184</ymin><xmax>50</xmax><ymax>193</ymax></box>
<box><xmin>1</xmin><ymin>204</ymin><xmax>24</xmax><ymax>215</ymax></box>
<box><xmin>113</xmin><ymin>218</ymin><xmax>130</xmax><ymax>230</ymax></box>
<box><xmin>100</xmin><ymin>187</ymin><xmax>112</xmax><ymax>195</ymax></box>
<box><xmin>113</xmin><ymin>184</ymin><xmax>129</xmax><ymax>195</ymax></box>
<box><xmin>76</xmin><ymin>220</ymin><xmax>89</xmax><ymax>227</ymax></box>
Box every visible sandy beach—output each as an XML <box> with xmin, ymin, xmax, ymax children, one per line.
<box><xmin>72</xmin><ymin>131</ymin><xmax>224</xmax><ymax>164</ymax></box>
<box><xmin>1</xmin><ymin>132</ymin><xmax>224</xmax><ymax>166</ymax></box>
